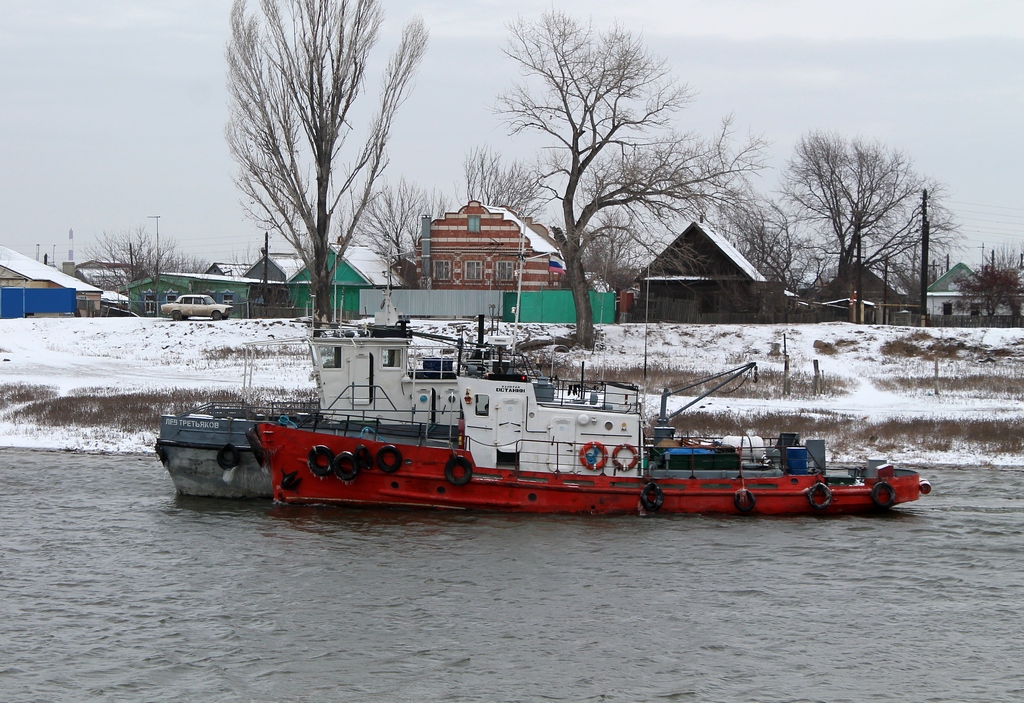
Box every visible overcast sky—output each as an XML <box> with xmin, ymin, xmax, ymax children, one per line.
<box><xmin>1</xmin><ymin>0</ymin><xmax>1021</xmax><ymax>269</ymax></box>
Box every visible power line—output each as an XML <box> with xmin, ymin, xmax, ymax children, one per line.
<box><xmin>949</xmin><ymin>199</ymin><xmax>1024</xmax><ymax>212</ymax></box>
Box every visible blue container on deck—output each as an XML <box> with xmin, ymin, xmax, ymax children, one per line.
<box><xmin>785</xmin><ymin>446</ymin><xmax>808</xmax><ymax>475</ymax></box>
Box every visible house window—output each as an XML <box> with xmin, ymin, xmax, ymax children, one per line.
<box><xmin>222</xmin><ymin>292</ymin><xmax>234</xmax><ymax>304</ymax></box>
<box><xmin>496</xmin><ymin>261</ymin><xmax>515</xmax><ymax>281</ymax></box>
<box><xmin>433</xmin><ymin>260</ymin><xmax>451</xmax><ymax>280</ymax></box>
<box><xmin>942</xmin><ymin>302</ymin><xmax>953</xmax><ymax>315</ymax></box>
<box><xmin>465</xmin><ymin>261</ymin><xmax>482</xmax><ymax>280</ymax></box>
<box><xmin>165</xmin><ymin>292</ymin><xmax>178</xmax><ymax>303</ymax></box>
<box><xmin>468</xmin><ymin>215</ymin><xmax>481</xmax><ymax>233</ymax></box>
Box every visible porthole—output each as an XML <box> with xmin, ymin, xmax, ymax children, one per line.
<box><xmin>391</xmin><ymin>481</ymin><xmax>399</xmax><ymax>489</ymax></box>
<box><xmin>605</xmin><ymin>421</ymin><xmax>613</xmax><ymax>430</ymax></box>
<box><xmin>437</xmin><ymin>486</ymin><xmax>446</xmax><ymax>494</ymax></box>
<box><xmin>528</xmin><ymin>493</ymin><xmax>537</xmax><ymax>502</ymax></box>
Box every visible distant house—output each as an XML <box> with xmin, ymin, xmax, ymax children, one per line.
<box><xmin>206</xmin><ymin>262</ymin><xmax>250</xmax><ymax>278</ymax></box>
<box><xmin>926</xmin><ymin>262</ymin><xmax>975</xmax><ymax>316</ymax></box>
<box><xmin>642</xmin><ymin>222</ymin><xmax>770</xmax><ymax>314</ymax></box>
<box><xmin>287</xmin><ymin>245</ymin><xmax>399</xmax><ymax>320</ymax></box>
<box><xmin>0</xmin><ymin>245</ymin><xmax>102</xmax><ymax>317</ymax></box>
<box><xmin>125</xmin><ymin>272</ymin><xmax>260</xmax><ymax>317</ymax></box>
<box><xmin>242</xmin><ymin>252</ymin><xmax>305</xmax><ymax>283</ymax></box>
<box><xmin>74</xmin><ymin>259</ymin><xmax>131</xmax><ymax>292</ymax></box>
<box><xmin>418</xmin><ymin>201</ymin><xmax>564</xmax><ymax>292</ymax></box>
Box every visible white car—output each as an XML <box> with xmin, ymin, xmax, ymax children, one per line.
<box><xmin>160</xmin><ymin>294</ymin><xmax>232</xmax><ymax>321</ymax></box>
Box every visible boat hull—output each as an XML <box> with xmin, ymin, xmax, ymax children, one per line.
<box><xmin>257</xmin><ymin>424</ymin><xmax>922</xmax><ymax>515</ymax></box>
<box><xmin>157</xmin><ymin>415</ymin><xmax>271</xmax><ymax>499</ymax></box>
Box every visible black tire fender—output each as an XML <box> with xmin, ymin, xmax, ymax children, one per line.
<box><xmin>216</xmin><ymin>443</ymin><xmax>241</xmax><ymax>470</ymax></box>
<box><xmin>734</xmin><ymin>488</ymin><xmax>756</xmax><ymax>513</ymax></box>
<box><xmin>807</xmin><ymin>482</ymin><xmax>833</xmax><ymax>510</ymax></box>
<box><xmin>639</xmin><ymin>482</ymin><xmax>664</xmax><ymax>512</ymax></box>
<box><xmin>354</xmin><ymin>444</ymin><xmax>373</xmax><ymax>471</ymax></box>
<box><xmin>871</xmin><ymin>480</ymin><xmax>896</xmax><ymax>509</ymax></box>
<box><xmin>331</xmin><ymin>451</ymin><xmax>358</xmax><ymax>481</ymax></box>
<box><xmin>245</xmin><ymin>427</ymin><xmax>265</xmax><ymax>466</ymax></box>
<box><xmin>307</xmin><ymin>445</ymin><xmax>334</xmax><ymax>477</ymax></box>
<box><xmin>376</xmin><ymin>445</ymin><xmax>403</xmax><ymax>473</ymax></box>
<box><xmin>444</xmin><ymin>455</ymin><xmax>473</xmax><ymax>486</ymax></box>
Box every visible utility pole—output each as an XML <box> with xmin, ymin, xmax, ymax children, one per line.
<box><xmin>919</xmin><ymin>190</ymin><xmax>929</xmax><ymax>325</ymax></box>
<box><xmin>262</xmin><ymin>231</ymin><xmax>269</xmax><ymax>318</ymax></box>
<box><xmin>855</xmin><ymin>229</ymin><xmax>863</xmax><ymax>324</ymax></box>
<box><xmin>148</xmin><ymin>215</ymin><xmax>161</xmax><ymax>315</ymax></box>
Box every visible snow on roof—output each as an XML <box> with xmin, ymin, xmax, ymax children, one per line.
<box><xmin>208</xmin><ymin>262</ymin><xmax>250</xmax><ymax>277</ymax></box>
<box><xmin>481</xmin><ymin>205</ymin><xmax>559</xmax><ymax>254</ymax></box>
<box><xmin>161</xmin><ymin>272</ymin><xmax>262</xmax><ymax>284</ymax></box>
<box><xmin>695</xmin><ymin>223</ymin><xmax>766</xmax><ymax>283</ymax></box>
<box><xmin>268</xmin><ymin>253</ymin><xmax>305</xmax><ymax>281</ymax></box>
<box><xmin>0</xmin><ymin>245</ymin><xmax>102</xmax><ymax>293</ymax></box>
<box><xmin>342</xmin><ymin>245</ymin><xmax>396</xmax><ymax>287</ymax></box>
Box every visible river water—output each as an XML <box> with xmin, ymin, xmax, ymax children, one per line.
<box><xmin>1</xmin><ymin>449</ymin><xmax>1022</xmax><ymax>702</ymax></box>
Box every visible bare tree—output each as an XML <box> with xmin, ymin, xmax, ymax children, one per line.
<box><xmin>955</xmin><ymin>256</ymin><xmax>1024</xmax><ymax>316</ymax></box>
<box><xmin>85</xmin><ymin>226</ymin><xmax>207</xmax><ymax>290</ymax></box>
<box><xmin>226</xmin><ymin>0</ymin><xmax>428</xmax><ymax>323</ymax></box>
<box><xmin>498</xmin><ymin>10</ymin><xmax>764</xmax><ymax>348</ymax></box>
<box><xmin>461</xmin><ymin>145</ymin><xmax>545</xmax><ymax>218</ymax></box>
<box><xmin>715</xmin><ymin>197</ymin><xmax>819</xmax><ymax>292</ymax></box>
<box><xmin>782</xmin><ymin>130</ymin><xmax>957</xmax><ymax>311</ymax></box>
<box><xmin>356</xmin><ymin>177</ymin><xmax>448</xmax><ymax>287</ymax></box>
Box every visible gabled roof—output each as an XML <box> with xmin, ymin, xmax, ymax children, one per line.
<box><xmin>696</xmin><ymin>224</ymin><xmax>766</xmax><ymax>282</ymax></box>
<box><xmin>338</xmin><ymin>245</ymin><xmax>398</xmax><ymax>287</ymax></box>
<box><xmin>0</xmin><ymin>245</ymin><xmax>102</xmax><ymax>293</ymax></box>
<box><xmin>928</xmin><ymin>262</ymin><xmax>973</xmax><ymax>293</ymax></box>
<box><xmin>206</xmin><ymin>262</ymin><xmax>250</xmax><ymax>278</ymax></box>
<box><xmin>481</xmin><ymin>205</ymin><xmax>558</xmax><ymax>254</ymax></box>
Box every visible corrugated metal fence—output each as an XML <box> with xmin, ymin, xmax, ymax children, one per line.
<box><xmin>359</xmin><ymin>289</ymin><xmax>504</xmax><ymax>318</ymax></box>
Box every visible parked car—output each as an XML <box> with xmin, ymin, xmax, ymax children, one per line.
<box><xmin>160</xmin><ymin>294</ymin><xmax>232</xmax><ymax>321</ymax></box>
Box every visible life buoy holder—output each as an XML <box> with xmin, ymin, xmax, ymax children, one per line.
<box><xmin>734</xmin><ymin>488</ymin><xmax>756</xmax><ymax>513</ymax></box>
<box><xmin>444</xmin><ymin>455</ymin><xmax>474</xmax><ymax>486</ymax></box>
<box><xmin>376</xmin><ymin>445</ymin><xmax>403</xmax><ymax>473</ymax></box>
<box><xmin>245</xmin><ymin>427</ymin><xmax>265</xmax><ymax>466</ymax></box>
<box><xmin>639</xmin><ymin>482</ymin><xmax>664</xmax><ymax>512</ymax></box>
<box><xmin>579</xmin><ymin>441</ymin><xmax>608</xmax><ymax>470</ymax></box>
<box><xmin>871</xmin><ymin>480</ymin><xmax>896</xmax><ymax>509</ymax></box>
<box><xmin>354</xmin><ymin>444</ymin><xmax>373</xmax><ymax>471</ymax></box>
<box><xmin>331</xmin><ymin>451</ymin><xmax>358</xmax><ymax>481</ymax></box>
<box><xmin>807</xmin><ymin>482</ymin><xmax>832</xmax><ymax>510</ymax></box>
<box><xmin>217</xmin><ymin>443</ymin><xmax>241</xmax><ymax>470</ymax></box>
<box><xmin>612</xmin><ymin>444</ymin><xmax>639</xmax><ymax>471</ymax></box>
<box><xmin>307</xmin><ymin>445</ymin><xmax>334</xmax><ymax>477</ymax></box>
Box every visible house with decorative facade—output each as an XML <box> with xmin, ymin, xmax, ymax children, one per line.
<box><xmin>418</xmin><ymin>201</ymin><xmax>564</xmax><ymax>292</ymax></box>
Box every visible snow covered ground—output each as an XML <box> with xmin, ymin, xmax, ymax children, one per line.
<box><xmin>1</xmin><ymin>316</ymin><xmax>1022</xmax><ymax>465</ymax></box>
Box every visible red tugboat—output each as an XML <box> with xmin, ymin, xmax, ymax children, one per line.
<box><xmin>254</xmin><ymin>343</ymin><xmax>929</xmax><ymax>516</ymax></box>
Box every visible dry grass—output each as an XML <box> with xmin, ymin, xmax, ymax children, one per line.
<box><xmin>547</xmin><ymin>359</ymin><xmax>851</xmax><ymax>399</ymax></box>
<box><xmin>668</xmin><ymin>409</ymin><xmax>1024</xmax><ymax>457</ymax></box>
<box><xmin>876</xmin><ymin>373</ymin><xmax>1024</xmax><ymax>399</ymax></box>
<box><xmin>0</xmin><ymin>383</ymin><xmax>60</xmax><ymax>410</ymax></box>
<box><xmin>202</xmin><ymin>344</ymin><xmax>308</xmax><ymax>362</ymax></box>
<box><xmin>9</xmin><ymin>386</ymin><xmax>317</xmax><ymax>433</ymax></box>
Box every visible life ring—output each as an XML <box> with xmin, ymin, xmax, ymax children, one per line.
<box><xmin>307</xmin><ymin>445</ymin><xmax>334</xmax><ymax>477</ymax></box>
<box><xmin>807</xmin><ymin>482</ymin><xmax>832</xmax><ymax>510</ymax></box>
<box><xmin>579</xmin><ymin>441</ymin><xmax>608</xmax><ymax>470</ymax></box>
<box><xmin>217</xmin><ymin>443</ymin><xmax>241</xmax><ymax>470</ymax></box>
<box><xmin>376</xmin><ymin>445</ymin><xmax>403</xmax><ymax>473</ymax></box>
<box><xmin>354</xmin><ymin>444</ymin><xmax>373</xmax><ymax>471</ymax></box>
<box><xmin>331</xmin><ymin>451</ymin><xmax>358</xmax><ymax>481</ymax></box>
<box><xmin>640</xmin><ymin>482</ymin><xmax>664</xmax><ymax>512</ymax></box>
<box><xmin>871</xmin><ymin>480</ymin><xmax>896</xmax><ymax>509</ymax></box>
<box><xmin>245</xmin><ymin>427</ymin><xmax>265</xmax><ymax>465</ymax></box>
<box><xmin>734</xmin><ymin>488</ymin><xmax>756</xmax><ymax>513</ymax></box>
<box><xmin>444</xmin><ymin>455</ymin><xmax>473</xmax><ymax>486</ymax></box>
<box><xmin>612</xmin><ymin>443</ymin><xmax>639</xmax><ymax>471</ymax></box>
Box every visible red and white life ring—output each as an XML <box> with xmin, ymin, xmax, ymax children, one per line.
<box><xmin>612</xmin><ymin>443</ymin><xmax>639</xmax><ymax>471</ymax></box>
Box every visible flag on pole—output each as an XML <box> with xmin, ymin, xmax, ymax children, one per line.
<box><xmin>548</xmin><ymin>254</ymin><xmax>566</xmax><ymax>274</ymax></box>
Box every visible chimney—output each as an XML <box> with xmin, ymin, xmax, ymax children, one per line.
<box><xmin>420</xmin><ymin>215</ymin><xmax>432</xmax><ymax>290</ymax></box>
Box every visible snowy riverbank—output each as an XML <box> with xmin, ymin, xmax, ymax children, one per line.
<box><xmin>1</xmin><ymin>316</ymin><xmax>1022</xmax><ymax>466</ymax></box>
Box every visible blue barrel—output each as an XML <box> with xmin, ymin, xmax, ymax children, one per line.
<box><xmin>786</xmin><ymin>447</ymin><xmax>808</xmax><ymax>475</ymax></box>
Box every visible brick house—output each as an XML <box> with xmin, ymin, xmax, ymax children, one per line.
<box><xmin>419</xmin><ymin>201</ymin><xmax>563</xmax><ymax>291</ymax></box>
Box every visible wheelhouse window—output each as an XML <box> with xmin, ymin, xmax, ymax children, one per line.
<box><xmin>321</xmin><ymin>346</ymin><xmax>343</xmax><ymax>369</ymax></box>
<box><xmin>382</xmin><ymin>348</ymin><xmax>401</xmax><ymax>368</ymax></box>
<box><xmin>468</xmin><ymin>215</ymin><xmax>481</xmax><ymax>233</ymax></box>
<box><xmin>464</xmin><ymin>260</ymin><xmax>482</xmax><ymax>280</ymax></box>
<box><xmin>433</xmin><ymin>260</ymin><xmax>451</xmax><ymax>280</ymax></box>
<box><xmin>475</xmin><ymin>394</ymin><xmax>490</xmax><ymax>416</ymax></box>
